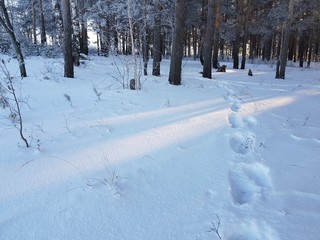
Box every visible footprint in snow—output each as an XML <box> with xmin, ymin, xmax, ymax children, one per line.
<box><xmin>229</xmin><ymin>162</ymin><xmax>272</xmax><ymax>205</ymax></box>
<box><xmin>230</xmin><ymin>102</ymin><xmax>241</xmax><ymax>112</ymax></box>
<box><xmin>223</xmin><ymin>88</ymin><xmax>236</xmax><ymax>101</ymax></box>
<box><xmin>229</xmin><ymin>131</ymin><xmax>256</xmax><ymax>155</ymax></box>
<box><xmin>228</xmin><ymin>114</ymin><xmax>258</xmax><ymax>129</ymax></box>
<box><xmin>222</xmin><ymin>87</ymin><xmax>242</xmax><ymax>112</ymax></box>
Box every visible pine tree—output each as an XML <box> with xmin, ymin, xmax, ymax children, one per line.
<box><xmin>202</xmin><ymin>0</ymin><xmax>215</xmax><ymax>79</ymax></box>
<box><xmin>168</xmin><ymin>0</ymin><xmax>185</xmax><ymax>85</ymax></box>
<box><xmin>152</xmin><ymin>0</ymin><xmax>161</xmax><ymax>76</ymax></box>
<box><xmin>62</xmin><ymin>0</ymin><xmax>74</xmax><ymax>78</ymax></box>
<box><xmin>276</xmin><ymin>0</ymin><xmax>294</xmax><ymax>79</ymax></box>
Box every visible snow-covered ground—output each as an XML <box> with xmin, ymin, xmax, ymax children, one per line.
<box><xmin>1</xmin><ymin>55</ymin><xmax>319</xmax><ymax>240</ymax></box>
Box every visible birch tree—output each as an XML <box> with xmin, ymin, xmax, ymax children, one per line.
<box><xmin>127</xmin><ymin>0</ymin><xmax>140</xmax><ymax>89</ymax></box>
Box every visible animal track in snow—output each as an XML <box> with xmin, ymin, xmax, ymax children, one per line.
<box><xmin>229</xmin><ymin>162</ymin><xmax>272</xmax><ymax>205</ymax></box>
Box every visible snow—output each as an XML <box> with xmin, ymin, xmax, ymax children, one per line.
<box><xmin>1</xmin><ymin>55</ymin><xmax>320</xmax><ymax>240</ymax></box>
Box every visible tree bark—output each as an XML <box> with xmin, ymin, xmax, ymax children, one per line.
<box><xmin>80</xmin><ymin>20</ymin><xmax>88</xmax><ymax>55</ymax></box>
<box><xmin>71</xmin><ymin>0</ymin><xmax>80</xmax><ymax>66</ymax></box>
<box><xmin>143</xmin><ymin>0</ymin><xmax>149</xmax><ymax>76</ymax></box>
<box><xmin>62</xmin><ymin>0</ymin><xmax>74</xmax><ymax>78</ymax></box>
<box><xmin>100</xmin><ymin>22</ymin><xmax>110</xmax><ymax>57</ymax></box>
<box><xmin>168</xmin><ymin>0</ymin><xmax>185</xmax><ymax>85</ymax></box>
<box><xmin>240</xmin><ymin>0</ymin><xmax>247</xmax><ymax>69</ymax></box>
<box><xmin>212</xmin><ymin>0</ymin><xmax>221</xmax><ymax>69</ymax></box>
<box><xmin>232</xmin><ymin>37</ymin><xmax>240</xmax><ymax>69</ymax></box>
<box><xmin>298</xmin><ymin>31</ymin><xmax>307</xmax><ymax>68</ymax></box>
<box><xmin>39</xmin><ymin>0</ymin><xmax>47</xmax><ymax>45</ymax></box>
<box><xmin>192</xmin><ymin>27</ymin><xmax>198</xmax><ymax>60</ymax></box>
<box><xmin>127</xmin><ymin>0</ymin><xmax>140</xmax><ymax>89</ymax></box>
<box><xmin>288</xmin><ymin>31</ymin><xmax>296</xmax><ymax>61</ymax></box>
<box><xmin>277</xmin><ymin>0</ymin><xmax>294</xmax><ymax>79</ymax></box>
<box><xmin>0</xmin><ymin>0</ymin><xmax>27</xmax><ymax>77</ymax></box>
<box><xmin>32</xmin><ymin>0</ymin><xmax>37</xmax><ymax>44</ymax></box>
<box><xmin>202</xmin><ymin>0</ymin><xmax>215</xmax><ymax>79</ymax></box>
<box><xmin>79</xmin><ymin>0</ymin><xmax>88</xmax><ymax>55</ymax></box>
<box><xmin>152</xmin><ymin>1</ymin><xmax>161</xmax><ymax>76</ymax></box>
<box><xmin>53</xmin><ymin>0</ymin><xmax>64</xmax><ymax>46</ymax></box>
<box><xmin>241</xmin><ymin>31</ymin><xmax>247</xmax><ymax>69</ymax></box>
<box><xmin>263</xmin><ymin>33</ymin><xmax>272</xmax><ymax>61</ymax></box>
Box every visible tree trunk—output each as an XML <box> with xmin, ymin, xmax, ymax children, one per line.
<box><xmin>278</xmin><ymin>24</ymin><xmax>290</xmax><ymax>79</ymax></box>
<box><xmin>263</xmin><ymin>33</ymin><xmax>272</xmax><ymax>61</ymax></box>
<box><xmin>0</xmin><ymin>0</ymin><xmax>27</xmax><ymax>77</ymax></box>
<box><xmin>152</xmin><ymin>1</ymin><xmax>161</xmax><ymax>76</ymax></box>
<box><xmin>71</xmin><ymin>0</ymin><xmax>80</xmax><ymax>66</ymax></box>
<box><xmin>168</xmin><ymin>0</ymin><xmax>185</xmax><ymax>85</ymax></box>
<box><xmin>62</xmin><ymin>0</ymin><xmax>74</xmax><ymax>78</ymax></box>
<box><xmin>220</xmin><ymin>39</ymin><xmax>224</xmax><ymax>61</ymax></box>
<box><xmin>79</xmin><ymin>0</ymin><xmax>88</xmax><ymax>55</ymax></box>
<box><xmin>275</xmin><ymin>59</ymin><xmax>280</xmax><ymax>78</ymax></box>
<box><xmin>100</xmin><ymin>22</ymin><xmax>110</xmax><ymax>57</ymax></box>
<box><xmin>32</xmin><ymin>0</ymin><xmax>37</xmax><ymax>44</ymax></box>
<box><xmin>53</xmin><ymin>0</ymin><xmax>64</xmax><ymax>46</ymax></box>
<box><xmin>240</xmin><ymin>0</ymin><xmax>246</xmax><ymax>69</ymax></box>
<box><xmin>212</xmin><ymin>0</ymin><xmax>221</xmax><ymax>69</ymax></box>
<box><xmin>277</xmin><ymin>0</ymin><xmax>294</xmax><ymax>79</ymax></box>
<box><xmin>192</xmin><ymin>27</ymin><xmax>198</xmax><ymax>60</ymax></box>
<box><xmin>80</xmin><ymin>20</ymin><xmax>88</xmax><ymax>55</ymax></box>
<box><xmin>199</xmin><ymin>0</ymin><xmax>206</xmax><ymax>66</ymax></box>
<box><xmin>127</xmin><ymin>0</ymin><xmax>140</xmax><ymax>90</ymax></box>
<box><xmin>202</xmin><ymin>0</ymin><xmax>215</xmax><ymax>79</ymax></box>
<box><xmin>142</xmin><ymin>0</ymin><xmax>149</xmax><ymax>76</ymax></box>
<box><xmin>233</xmin><ymin>0</ymin><xmax>243</xmax><ymax>69</ymax></box>
<box><xmin>307</xmin><ymin>43</ymin><xmax>312</xmax><ymax>67</ymax></box>
<box><xmin>39</xmin><ymin>0</ymin><xmax>47</xmax><ymax>45</ymax></box>
<box><xmin>241</xmin><ymin>32</ymin><xmax>247</xmax><ymax>69</ymax></box>
<box><xmin>276</xmin><ymin>32</ymin><xmax>282</xmax><ymax>59</ymax></box>
<box><xmin>298</xmin><ymin>31</ymin><xmax>306</xmax><ymax>68</ymax></box>
<box><xmin>288</xmin><ymin>31</ymin><xmax>296</xmax><ymax>61</ymax></box>
<box><xmin>232</xmin><ymin>37</ymin><xmax>240</xmax><ymax>69</ymax></box>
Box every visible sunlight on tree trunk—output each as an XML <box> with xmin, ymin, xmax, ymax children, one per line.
<box><xmin>127</xmin><ymin>0</ymin><xmax>140</xmax><ymax>90</ymax></box>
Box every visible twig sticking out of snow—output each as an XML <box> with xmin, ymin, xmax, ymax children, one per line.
<box><xmin>207</xmin><ymin>214</ymin><xmax>222</xmax><ymax>240</ymax></box>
